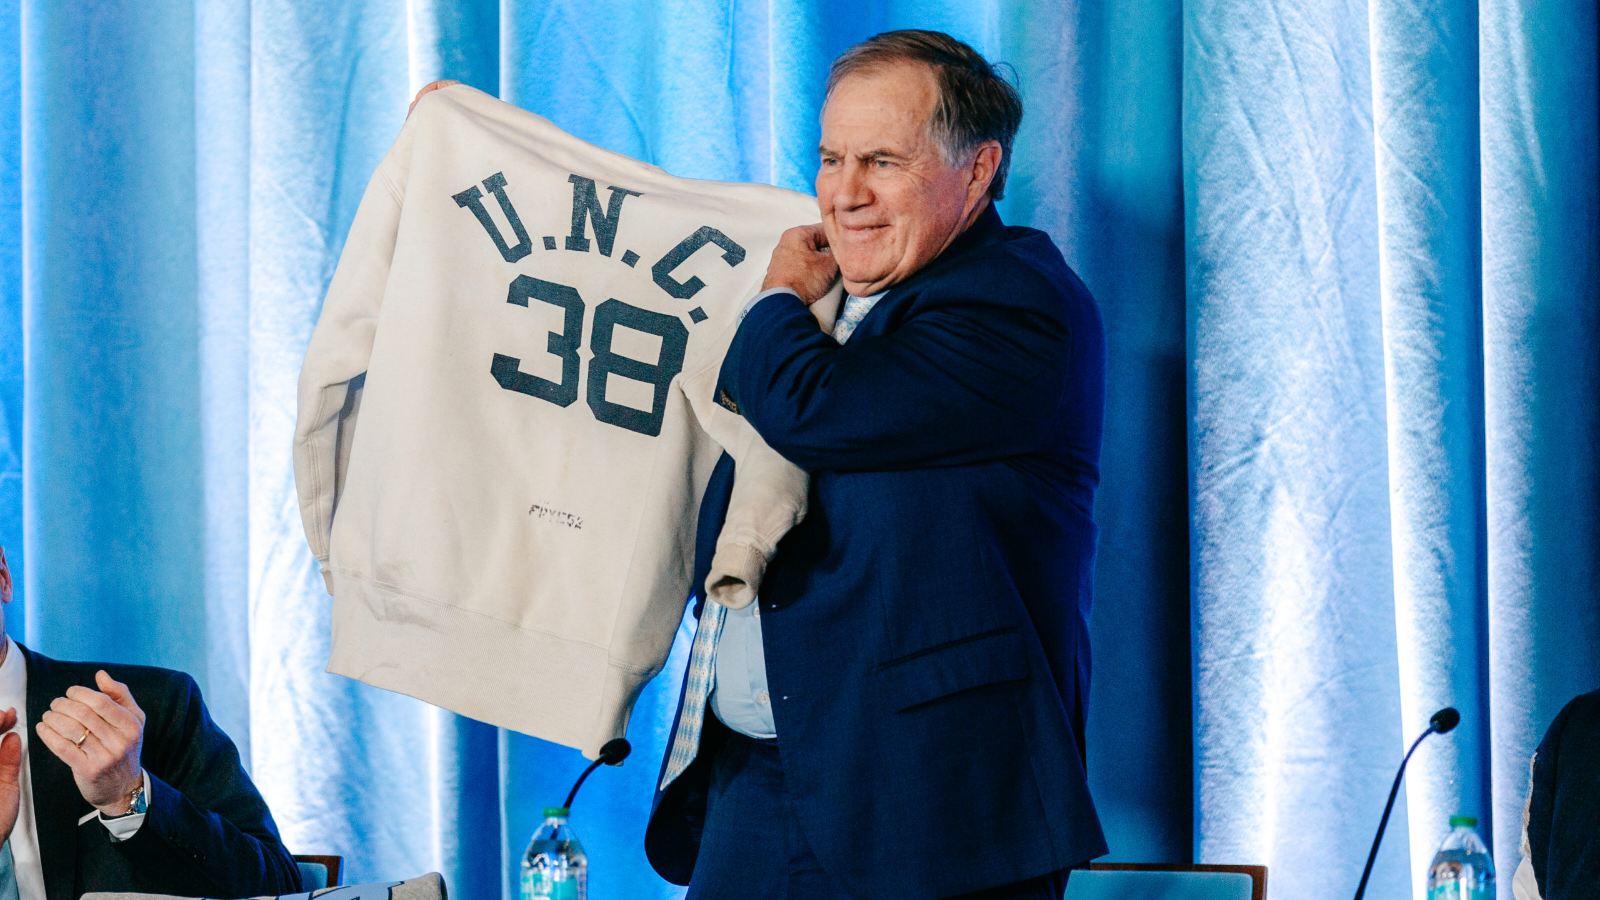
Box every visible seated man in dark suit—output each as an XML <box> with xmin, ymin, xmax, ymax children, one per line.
<box><xmin>0</xmin><ymin>545</ymin><xmax>302</xmax><ymax>899</ymax></box>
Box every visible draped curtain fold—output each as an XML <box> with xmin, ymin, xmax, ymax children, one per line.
<box><xmin>1187</xmin><ymin>1</ymin><xmax>1599</xmax><ymax>897</ymax></box>
<box><xmin>0</xmin><ymin>2</ymin><xmax>1593</xmax><ymax>897</ymax></box>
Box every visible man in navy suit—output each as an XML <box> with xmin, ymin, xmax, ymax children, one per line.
<box><xmin>647</xmin><ymin>29</ymin><xmax>1108</xmax><ymax>898</ymax></box>
<box><xmin>0</xmin><ymin>545</ymin><xmax>301</xmax><ymax>899</ymax></box>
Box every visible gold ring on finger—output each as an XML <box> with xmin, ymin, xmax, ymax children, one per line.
<box><xmin>73</xmin><ymin>729</ymin><xmax>89</xmax><ymax>747</ymax></box>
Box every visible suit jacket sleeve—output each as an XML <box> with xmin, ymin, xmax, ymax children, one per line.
<box><xmin>717</xmin><ymin>268</ymin><xmax>1083</xmax><ymax>473</ymax></box>
<box><xmin>86</xmin><ymin>672</ymin><xmax>301</xmax><ymax>897</ymax></box>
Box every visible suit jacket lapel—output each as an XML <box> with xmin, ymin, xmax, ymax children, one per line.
<box><xmin>20</xmin><ymin>645</ymin><xmax>88</xmax><ymax>900</ymax></box>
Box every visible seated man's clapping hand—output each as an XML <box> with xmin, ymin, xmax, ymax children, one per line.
<box><xmin>35</xmin><ymin>671</ymin><xmax>146</xmax><ymax>817</ymax></box>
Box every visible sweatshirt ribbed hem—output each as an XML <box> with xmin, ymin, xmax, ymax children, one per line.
<box><xmin>325</xmin><ymin>571</ymin><xmax>653</xmax><ymax>759</ymax></box>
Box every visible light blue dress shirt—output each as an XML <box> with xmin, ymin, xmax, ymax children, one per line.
<box><xmin>0</xmin><ymin>840</ymin><xmax>18</xmax><ymax>900</ymax></box>
<box><xmin>710</xmin><ymin>289</ymin><xmax>885</xmax><ymax>739</ymax></box>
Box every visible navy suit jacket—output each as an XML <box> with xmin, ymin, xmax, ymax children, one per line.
<box><xmin>19</xmin><ymin>645</ymin><xmax>301</xmax><ymax>899</ymax></box>
<box><xmin>646</xmin><ymin>206</ymin><xmax>1108</xmax><ymax>897</ymax></box>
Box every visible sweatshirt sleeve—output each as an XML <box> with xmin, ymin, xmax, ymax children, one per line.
<box><xmin>678</xmin><ymin>293</ymin><xmax>837</xmax><ymax>610</ymax></box>
<box><xmin>292</xmin><ymin>137</ymin><xmax>410</xmax><ymax>591</ymax></box>
<box><xmin>701</xmin><ymin>419</ymin><xmax>807</xmax><ymax>610</ymax></box>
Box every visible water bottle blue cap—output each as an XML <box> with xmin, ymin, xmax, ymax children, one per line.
<box><xmin>544</xmin><ymin>806</ymin><xmax>570</xmax><ymax>818</ymax></box>
<box><xmin>1449</xmin><ymin>815</ymin><xmax>1477</xmax><ymax>827</ymax></box>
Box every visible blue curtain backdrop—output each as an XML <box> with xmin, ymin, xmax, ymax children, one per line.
<box><xmin>0</xmin><ymin>1</ymin><xmax>1594</xmax><ymax>898</ymax></box>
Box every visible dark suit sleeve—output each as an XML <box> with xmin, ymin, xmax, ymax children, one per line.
<box><xmin>717</xmin><ymin>274</ymin><xmax>1079</xmax><ymax>472</ymax></box>
<box><xmin>97</xmin><ymin>672</ymin><xmax>301</xmax><ymax>896</ymax></box>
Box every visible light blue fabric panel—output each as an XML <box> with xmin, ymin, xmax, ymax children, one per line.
<box><xmin>0</xmin><ymin>0</ymin><xmax>19</xmax><ymax>635</ymax></box>
<box><xmin>20</xmin><ymin>3</ymin><xmax>211</xmax><ymax>673</ymax></box>
<box><xmin>1011</xmin><ymin>0</ymin><xmax>1190</xmax><ymax>861</ymax></box>
<box><xmin>766</xmin><ymin>0</ymin><xmax>863</xmax><ymax>192</ymax></box>
<box><xmin>1185</xmin><ymin>0</ymin><xmax>1408</xmax><ymax>897</ymax></box>
<box><xmin>1184</xmin><ymin>0</ymin><xmax>1600</xmax><ymax>894</ymax></box>
<box><xmin>405</xmin><ymin>0</ymin><xmax>499</xmax><ymax>97</ymax></box>
<box><xmin>1368</xmin><ymin>0</ymin><xmax>1491</xmax><ymax>887</ymax></box>
<box><xmin>501</xmin><ymin>0</ymin><xmax>760</xmax><ymax>182</ymax></box>
<box><xmin>192</xmin><ymin>0</ymin><xmax>254</xmax><ymax>755</ymax></box>
<box><xmin>1480</xmin><ymin>0</ymin><xmax>1600</xmax><ymax>882</ymax></box>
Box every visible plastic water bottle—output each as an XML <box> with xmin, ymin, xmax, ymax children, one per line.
<box><xmin>1427</xmin><ymin>815</ymin><xmax>1495</xmax><ymax>900</ymax></box>
<box><xmin>521</xmin><ymin>806</ymin><xmax>588</xmax><ymax>900</ymax></box>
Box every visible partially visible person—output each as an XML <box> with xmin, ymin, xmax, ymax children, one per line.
<box><xmin>0</xmin><ymin>545</ymin><xmax>301</xmax><ymax>899</ymax></box>
<box><xmin>1513</xmin><ymin>688</ymin><xmax>1600</xmax><ymax>900</ymax></box>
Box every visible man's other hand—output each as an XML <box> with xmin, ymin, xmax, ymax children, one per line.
<box><xmin>35</xmin><ymin>670</ymin><xmax>146</xmax><ymax>815</ymax></box>
<box><xmin>409</xmin><ymin>79</ymin><xmax>460</xmax><ymax>117</ymax></box>
<box><xmin>762</xmin><ymin>224</ymin><xmax>839</xmax><ymax>305</ymax></box>
<box><xmin>0</xmin><ymin>707</ymin><xmax>20</xmax><ymax>843</ymax></box>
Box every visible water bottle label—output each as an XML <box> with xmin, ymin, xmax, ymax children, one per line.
<box><xmin>523</xmin><ymin>871</ymin><xmax>580</xmax><ymax>900</ymax></box>
<box><xmin>1427</xmin><ymin>885</ymin><xmax>1491</xmax><ymax>900</ymax></box>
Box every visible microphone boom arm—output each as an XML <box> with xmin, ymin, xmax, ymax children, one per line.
<box><xmin>1352</xmin><ymin>708</ymin><xmax>1459</xmax><ymax>900</ymax></box>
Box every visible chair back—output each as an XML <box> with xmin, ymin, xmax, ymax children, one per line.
<box><xmin>294</xmin><ymin>854</ymin><xmax>346</xmax><ymax>890</ymax></box>
<box><xmin>1065</xmin><ymin>863</ymin><xmax>1267</xmax><ymax>900</ymax></box>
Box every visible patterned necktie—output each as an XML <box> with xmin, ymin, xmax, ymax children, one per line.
<box><xmin>830</xmin><ymin>292</ymin><xmax>878</xmax><ymax>343</ymax></box>
<box><xmin>0</xmin><ymin>840</ymin><xmax>20</xmax><ymax>900</ymax></box>
<box><xmin>660</xmin><ymin>293</ymin><xmax>884</xmax><ymax>790</ymax></box>
<box><xmin>660</xmin><ymin>599</ymin><xmax>727</xmax><ymax>788</ymax></box>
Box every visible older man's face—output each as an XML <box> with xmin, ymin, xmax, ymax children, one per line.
<box><xmin>817</xmin><ymin>62</ymin><xmax>989</xmax><ymax>296</ymax></box>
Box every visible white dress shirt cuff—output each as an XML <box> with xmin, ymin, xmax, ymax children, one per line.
<box><xmin>97</xmin><ymin>770</ymin><xmax>152</xmax><ymax>842</ymax></box>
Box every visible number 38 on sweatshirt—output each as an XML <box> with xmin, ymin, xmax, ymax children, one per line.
<box><xmin>293</xmin><ymin>85</ymin><xmax>834</xmax><ymax>757</ymax></box>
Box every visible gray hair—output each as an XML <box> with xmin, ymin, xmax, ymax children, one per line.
<box><xmin>825</xmin><ymin>29</ymin><xmax>1024</xmax><ymax>200</ymax></box>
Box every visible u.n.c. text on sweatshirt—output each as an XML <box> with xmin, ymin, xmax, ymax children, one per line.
<box><xmin>293</xmin><ymin>85</ymin><xmax>834</xmax><ymax>757</ymax></box>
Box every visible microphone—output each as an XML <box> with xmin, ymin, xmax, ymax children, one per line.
<box><xmin>1430</xmin><ymin>707</ymin><xmax>1460</xmax><ymax>734</ymax></box>
<box><xmin>561</xmin><ymin>738</ymin><xmax>631</xmax><ymax>811</ymax></box>
<box><xmin>1352</xmin><ymin>707</ymin><xmax>1460</xmax><ymax>900</ymax></box>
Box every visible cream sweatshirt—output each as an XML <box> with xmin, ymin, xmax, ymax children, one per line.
<box><xmin>293</xmin><ymin>85</ymin><xmax>832</xmax><ymax>757</ymax></box>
